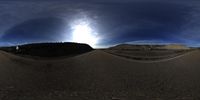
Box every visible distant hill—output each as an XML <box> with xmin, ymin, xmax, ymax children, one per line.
<box><xmin>162</xmin><ymin>44</ymin><xmax>190</xmax><ymax>50</ymax></box>
<box><xmin>109</xmin><ymin>44</ymin><xmax>190</xmax><ymax>50</ymax></box>
<box><xmin>0</xmin><ymin>42</ymin><xmax>93</xmax><ymax>57</ymax></box>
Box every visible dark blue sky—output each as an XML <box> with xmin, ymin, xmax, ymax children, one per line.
<box><xmin>0</xmin><ymin>0</ymin><xmax>200</xmax><ymax>47</ymax></box>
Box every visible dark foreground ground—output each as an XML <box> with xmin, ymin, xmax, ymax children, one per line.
<box><xmin>0</xmin><ymin>49</ymin><xmax>200</xmax><ymax>100</ymax></box>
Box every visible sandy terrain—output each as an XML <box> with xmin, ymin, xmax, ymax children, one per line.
<box><xmin>0</xmin><ymin>50</ymin><xmax>200</xmax><ymax>100</ymax></box>
<box><xmin>104</xmin><ymin>49</ymin><xmax>191</xmax><ymax>61</ymax></box>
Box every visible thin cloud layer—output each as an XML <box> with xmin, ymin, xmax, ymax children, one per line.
<box><xmin>0</xmin><ymin>0</ymin><xmax>199</xmax><ymax>47</ymax></box>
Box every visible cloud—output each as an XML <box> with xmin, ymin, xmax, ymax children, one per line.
<box><xmin>0</xmin><ymin>0</ymin><xmax>200</xmax><ymax>47</ymax></box>
<box><xmin>94</xmin><ymin>1</ymin><xmax>193</xmax><ymax>45</ymax></box>
<box><xmin>0</xmin><ymin>17</ymin><xmax>70</xmax><ymax>43</ymax></box>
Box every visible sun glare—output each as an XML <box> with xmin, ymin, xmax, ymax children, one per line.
<box><xmin>71</xmin><ymin>21</ymin><xmax>98</xmax><ymax>47</ymax></box>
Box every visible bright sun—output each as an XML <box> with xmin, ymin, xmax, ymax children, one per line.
<box><xmin>71</xmin><ymin>21</ymin><xmax>98</xmax><ymax>47</ymax></box>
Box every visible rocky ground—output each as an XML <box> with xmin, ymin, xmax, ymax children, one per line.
<box><xmin>0</xmin><ymin>50</ymin><xmax>200</xmax><ymax>100</ymax></box>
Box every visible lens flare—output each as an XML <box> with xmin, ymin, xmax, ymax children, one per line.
<box><xmin>71</xmin><ymin>21</ymin><xmax>98</xmax><ymax>47</ymax></box>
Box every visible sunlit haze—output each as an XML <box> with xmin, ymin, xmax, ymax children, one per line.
<box><xmin>0</xmin><ymin>0</ymin><xmax>200</xmax><ymax>48</ymax></box>
<box><xmin>71</xmin><ymin>20</ymin><xmax>99</xmax><ymax>47</ymax></box>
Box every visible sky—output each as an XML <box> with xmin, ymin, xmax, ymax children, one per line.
<box><xmin>0</xmin><ymin>0</ymin><xmax>200</xmax><ymax>48</ymax></box>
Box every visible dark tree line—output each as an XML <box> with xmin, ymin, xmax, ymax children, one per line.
<box><xmin>0</xmin><ymin>42</ymin><xmax>93</xmax><ymax>57</ymax></box>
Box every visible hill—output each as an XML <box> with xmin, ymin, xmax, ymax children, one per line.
<box><xmin>109</xmin><ymin>44</ymin><xmax>190</xmax><ymax>50</ymax></box>
<box><xmin>163</xmin><ymin>44</ymin><xmax>190</xmax><ymax>50</ymax></box>
<box><xmin>0</xmin><ymin>42</ymin><xmax>93</xmax><ymax>57</ymax></box>
<box><xmin>106</xmin><ymin>44</ymin><xmax>191</xmax><ymax>61</ymax></box>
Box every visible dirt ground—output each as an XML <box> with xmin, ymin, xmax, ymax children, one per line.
<box><xmin>0</xmin><ymin>50</ymin><xmax>200</xmax><ymax>100</ymax></box>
